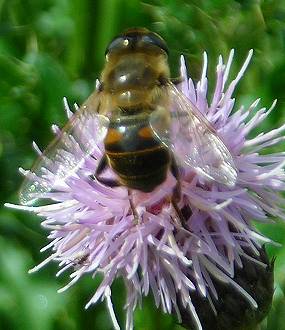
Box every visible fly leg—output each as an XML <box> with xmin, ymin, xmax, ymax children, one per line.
<box><xmin>170</xmin><ymin>155</ymin><xmax>189</xmax><ymax>229</ymax></box>
<box><xmin>158</xmin><ymin>76</ymin><xmax>183</xmax><ymax>86</ymax></box>
<box><xmin>91</xmin><ymin>155</ymin><xmax>139</xmax><ymax>223</ymax></box>
<box><xmin>90</xmin><ymin>154</ymin><xmax>121</xmax><ymax>187</ymax></box>
<box><xmin>170</xmin><ymin>76</ymin><xmax>183</xmax><ymax>85</ymax></box>
<box><xmin>128</xmin><ymin>189</ymin><xmax>140</xmax><ymax>224</ymax></box>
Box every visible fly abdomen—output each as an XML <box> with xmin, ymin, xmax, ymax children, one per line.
<box><xmin>104</xmin><ymin>113</ymin><xmax>170</xmax><ymax>192</ymax></box>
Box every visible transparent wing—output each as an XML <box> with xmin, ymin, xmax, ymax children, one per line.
<box><xmin>150</xmin><ymin>83</ymin><xmax>237</xmax><ymax>186</ymax></box>
<box><xmin>19</xmin><ymin>91</ymin><xmax>110</xmax><ymax>205</ymax></box>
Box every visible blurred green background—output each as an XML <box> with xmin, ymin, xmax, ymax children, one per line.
<box><xmin>1</xmin><ymin>0</ymin><xmax>285</xmax><ymax>329</ymax></box>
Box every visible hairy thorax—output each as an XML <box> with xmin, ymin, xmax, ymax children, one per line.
<box><xmin>101</xmin><ymin>53</ymin><xmax>170</xmax><ymax>110</ymax></box>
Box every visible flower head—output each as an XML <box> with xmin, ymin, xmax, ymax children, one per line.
<box><xmin>6</xmin><ymin>50</ymin><xmax>285</xmax><ymax>330</ymax></box>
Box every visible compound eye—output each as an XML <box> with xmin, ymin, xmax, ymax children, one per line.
<box><xmin>105</xmin><ymin>37</ymin><xmax>126</xmax><ymax>56</ymax></box>
<box><xmin>142</xmin><ymin>33</ymin><xmax>168</xmax><ymax>54</ymax></box>
<box><xmin>105</xmin><ymin>29</ymin><xmax>168</xmax><ymax>56</ymax></box>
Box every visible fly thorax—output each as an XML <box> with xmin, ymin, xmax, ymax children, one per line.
<box><xmin>102</xmin><ymin>54</ymin><xmax>169</xmax><ymax>108</ymax></box>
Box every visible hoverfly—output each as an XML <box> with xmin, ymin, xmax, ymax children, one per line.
<box><xmin>19</xmin><ymin>28</ymin><xmax>237</xmax><ymax>219</ymax></box>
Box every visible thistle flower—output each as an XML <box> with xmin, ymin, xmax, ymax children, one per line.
<box><xmin>6</xmin><ymin>50</ymin><xmax>285</xmax><ymax>330</ymax></box>
<box><xmin>177</xmin><ymin>245</ymin><xmax>274</xmax><ymax>330</ymax></box>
